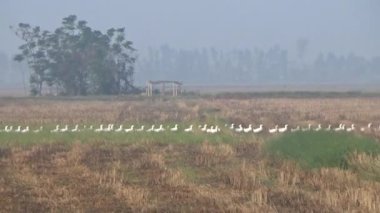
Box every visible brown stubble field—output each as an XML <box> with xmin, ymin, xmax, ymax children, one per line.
<box><xmin>1</xmin><ymin>96</ymin><xmax>380</xmax><ymax>212</ymax></box>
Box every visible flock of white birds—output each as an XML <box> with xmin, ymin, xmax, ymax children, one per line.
<box><xmin>0</xmin><ymin>123</ymin><xmax>379</xmax><ymax>135</ymax></box>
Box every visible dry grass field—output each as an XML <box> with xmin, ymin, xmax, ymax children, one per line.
<box><xmin>1</xmin><ymin>96</ymin><xmax>380</xmax><ymax>212</ymax></box>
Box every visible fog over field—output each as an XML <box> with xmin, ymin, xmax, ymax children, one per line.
<box><xmin>0</xmin><ymin>0</ymin><xmax>379</xmax><ymax>90</ymax></box>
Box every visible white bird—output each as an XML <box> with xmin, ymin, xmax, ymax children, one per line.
<box><xmin>253</xmin><ymin>124</ymin><xmax>263</xmax><ymax>133</ymax></box>
<box><xmin>146</xmin><ymin>125</ymin><xmax>155</xmax><ymax>132</ymax></box>
<box><xmin>125</xmin><ymin>125</ymin><xmax>135</xmax><ymax>133</ymax></box>
<box><xmin>302</xmin><ymin>124</ymin><xmax>312</xmax><ymax>131</ymax></box>
<box><xmin>269</xmin><ymin>125</ymin><xmax>278</xmax><ymax>134</ymax></box>
<box><xmin>184</xmin><ymin>125</ymin><xmax>193</xmax><ymax>132</ymax></box>
<box><xmin>95</xmin><ymin>124</ymin><xmax>104</xmax><ymax>132</ymax></box>
<box><xmin>346</xmin><ymin>124</ymin><xmax>355</xmax><ymax>132</ymax></box>
<box><xmin>243</xmin><ymin>124</ymin><xmax>252</xmax><ymax>133</ymax></box>
<box><xmin>170</xmin><ymin>124</ymin><xmax>178</xmax><ymax>132</ymax></box>
<box><xmin>314</xmin><ymin>124</ymin><xmax>322</xmax><ymax>131</ymax></box>
<box><xmin>207</xmin><ymin>125</ymin><xmax>220</xmax><ymax>134</ymax></box>
<box><xmin>290</xmin><ymin>126</ymin><xmax>300</xmax><ymax>132</ymax></box>
<box><xmin>15</xmin><ymin>126</ymin><xmax>21</xmax><ymax>133</ymax></box>
<box><xmin>334</xmin><ymin>124</ymin><xmax>344</xmax><ymax>132</ymax></box>
<box><xmin>278</xmin><ymin>124</ymin><xmax>288</xmax><ymax>133</ymax></box>
<box><xmin>154</xmin><ymin>124</ymin><xmax>165</xmax><ymax>132</ymax></box>
<box><xmin>325</xmin><ymin>125</ymin><xmax>332</xmax><ymax>131</ymax></box>
<box><xmin>5</xmin><ymin>126</ymin><xmax>13</xmax><ymax>133</ymax></box>
<box><xmin>235</xmin><ymin>124</ymin><xmax>243</xmax><ymax>133</ymax></box>
<box><xmin>201</xmin><ymin>124</ymin><xmax>208</xmax><ymax>132</ymax></box>
<box><xmin>71</xmin><ymin>125</ymin><xmax>79</xmax><ymax>132</ymax></box>
<box><xmin>103</xmin><ymin>124</ymin><xmax>114</xmax><ymax>132</ymax></box>
<box><xmin>230</xmin><ymin>123</ymin><xmax>235</xmax><ymax>130</ymax></box>
<box><xmin>361</xmin><ymin>123</ymin><xmax>372</xmax><ymax>132</ymax></box>
<box><xmin>115</xmin><ymin>125</ymin><xmax>123</xmax><ymax>132</ymax></box>
<box><xmin>51</xmin><ymin>125</ymin><xmax>60</xmax><ymax>133</ymax></box>
<box><xmin>21</xmin><ymin>126</ymin><xmax>29</xmax><ymax>133</ymax></box>
<box><xmin>60</xmin><ymin>125</ymin><xmax>69</xmax><ymax>132</ymax></box>
<box><xmin>136</xmin><ymin>125</ymin><xmax>145</xmax><ymax>132</ymax></box>
<box><xmin>33</xmin><ymin>126</ymin><xmax>43</xmax><ymax>133</ymax></box>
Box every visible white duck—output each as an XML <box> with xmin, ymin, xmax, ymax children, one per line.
<box><xmin>170</xmin><ymin>124</ymin><xmax>178</xmax><ymax>132</ymax></box>
<box><xmin>51</xmin><ymin>125</ymin><xmax>60</xmax><ymax>133</ymax></box>
<box><xmin>243</xmin><ymin>124</ymin><xmax>252</xmax><ymax>133</ymax></box>
<box><xmin>15</xmin><ymin>126</ymin><xmax>21</xmax><ymax>133</ymax></box>
<box><xmin>278</xmin><ymin>124</ymin><xmax>288</xmax><ymax>133</ymax></box>
<box><xmin>146</xmin><ymin>125</ymin><xmax>155</xmax><ymax>132</ymax></box>
<box><xmin>184</xmin><ymin>125</ymin><xmax>193</xmax><ymax>132</ymax></box>
<box><xmin>5</xmin><ymin>126</ymin><xmax>13</xmax><ymax>133</ymax></box>
<box><xmin>201</xmin><ymin>124</ymin><xmax>208</xmax><ymax>132</ymax></box>
<box><xmin>290</xmin><ymin>126</ymin><xmax>300</xmax><ymax>132</ymax></box>
<box><xmin>360</xmin><ymin>123</ymin><xmax>372</xmax><ymax>132</ymax></box>
<box><xmin>253</xmin><ymin>124</ymin><xmax>264</xmax><ymax>133</ymax></box>
<box><xmin>21</xmin><ymin>126</ymin><xmax>29</xmax><ymax>133</ymax></box>
<box><xmin>325</xmin><ymin>125</ymin><xmax>332</xmax><ymax>131</ymax></box>
<box><xmin>60</xmin><ymin>125</ymin><xmax>69</xmax><ymax>132</ymax></box>
<box><xmin>94</xmin><ymin>124</ymin><xmax>104</xmax><ymax>132</ymax></box>
<box><xmin>154</xmin><ymin>124</ymin><xmax>165</xmax><ymax>133</ymax></box>
<box><xmin>269</xmin><ymin>125</ymin><xmax>278</xmax><ymax>134</ymax></box>
<box><xmin>302</xmin><ymin>124</ymin><xmax>312</xmax><ymax>131</ymax></box>
<box><xmin>33</xmin><ymin>126</ymin><xmax>43</xmax><ymax>133</ymax></box>
<box><xmin>115</xmin><ymin>125</ymin><xmax>123</xmax><ymax>132</ymax></box>
<box><xmin>346</xmin><ymin>124</ymin><xmax>355</xmax><ymax>132</ymax></box>
<box><xmin>235</xmin><ymin>124</ymin><xmax>243</xmax><ymax>133</ymax></box>
<box><xmin>71</xmin><ymin>124</ymin><xmax>79</xmax><ymax>132</ymax></box>
<box><xmin>314</xmin><ymin>124</ymin><xmax>322</xmax><ymax>131</ymax></box>
<box><xmin>230</xmin><ymin>123</ymin><xmax>235</xmax><ymax>130</ymax></box>
<box><xmin>125</xmin><ymin>125</ymin><xmax>135</xmax><ymax>133</ymax></box>
<box><xmin>334</xmin><ymin>124</ymin><xmax>344</xmax><ymax>132</ymax></box>
<box><xmin>136</xmin><ymin>125</ymin><xmax>145</xmax><ymax>132</ymax></box>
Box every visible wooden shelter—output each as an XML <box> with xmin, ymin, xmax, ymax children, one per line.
<box><xmin>146</xmin><ymin>80</ymin><xmax>182</xmax><ymax>96</ymax></box>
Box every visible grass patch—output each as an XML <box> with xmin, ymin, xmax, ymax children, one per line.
<box><xmin>265</xmin><ymin>131</ymin><xmax>380</xmax><ymax>169</ymax></box>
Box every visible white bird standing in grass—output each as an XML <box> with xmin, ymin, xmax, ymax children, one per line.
<box><xmin>60</xmin><ymin>125</ymin><xmax>69</xmax><ymax>132</ymax></box>
<box><xmin>5</xmin><ymin>126</ymin><xmax>13</xmax><ymax>133</ymax></box>
<box><xmin>94</xmin><ymin>124</ymin><xmax>104</xmax><ymax>132</ymax></box>
<box><xmin>243</xmin><ymin>124</ymin><xmax>252</xmax><ymax>133</ymax></box>
<box><xmin>51</xmin><ymin>125</ymin><xmax>59</xmax><ymax>133</ymax></box>
<box><xmin>269</xmin><ymin>125</ymin><xmax>278</xmax><ymax>134</ymax></box>
<box><xmin>230</xmin><ymin>123</ymin><xmax>235</xmax><ymax>130</ymax></box>
<box><xmin>170</xmin><ymin>124</ymin><xmax>178</xmax><ymax>132</ymax></box>
<box><xmin>253</xmin><ymin>124</ymin><xmax>263</xmax><ymax>133</ymax></box>
<box><xmin>207</xmin><ymin>126</ymin><xmax>220</xmax><ymax>134</ymax></box>
<box><xmin>346</xmin><ymin>124</ymin><xmax>355</xmax><ymax>132</ymax></box>
<box><xmin>361</xmin><ymin>123</ymin><xmax>372</xmax><ymax>132</ymax></box>
<box><xmin>71</xmin><ymin>125</ymin><xmax>79</xmax><ymax>132</ymax></box>
<box><xmin>33</xmin><ymin>126</ymin><xmax>43</xmax><ymax>133</ymax></box>
<box><xmin>278</xmin><ymin>124</ymin><xmax>288</xmax><ymax>133</ymax></box>
<box><xmin>334</xmin><ymin>124</ymin><xmax>345</xmax><ymax>132</ymax></box>
<box><xmin>136</xmin><ymin>125</ymin><xmax>144</xmax><ymax>132</ymax></box>
<box><xmin>21</xmin><ymin>126</ymin><xmax>29</xmax><ymax>133</ymax></box>
<box><xmin>115</xmin><ymin>125</ymin><xmax>123</xmax><ymax>132</ymax></box>
<box><xmin>154</xmin><ymin>124</ymin><xmax>165</xmax><ymax>132</ymax></box>
<box><xmin>15</xmin><ymin>126</ymin><xmax>21</xmax><ymax>133</ymax></box>
<box><xmin>314</xmin><ymin>124</ymin><xmax>322</xmax><ymax>131</ymax></box>
<box><xmin>325</xmin><ymin>125</ymin><xmax>331</xmax><ymax>131</ymax></box>
<box><xmin>302</xmin><ymin>124</ymin><xmax>311</xmax><ymax>131</ymax></box>
<box><xmin>235</xmin><ymin>124</ymin><xmax>243</xmax><ymax>133</ymax></box>
<box><xmin>291</xmin><ymin>126</ymin><xmax>300</xmax><ymax>132</ymax></box>
<box><xmin>201</xmin><ymin>124</ymin><xmax>207</xmax><ymax>132</ymax></box>
<box><xmin>125</xmin><ymin>125</ymin><xmax>134</xmax><ymax>133</ymax></box>
<box><xmin>184</xmin><ymin>125</ymin><xmax>193</xmax><ymax>132</ymax></box>
<box><xmin>146</xmin><ymin>125</ymin><xmax>155</xmax><ymax>132</ymax></box>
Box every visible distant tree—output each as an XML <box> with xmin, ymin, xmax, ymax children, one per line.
<box><xmin>11</xmin><ymin>15</ymin><xmax>136</xmax><ymax>96</ymax></box>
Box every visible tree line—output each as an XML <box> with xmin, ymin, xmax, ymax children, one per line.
<box><xmin>12</xmin><ymin>15</ymin><xmax>137</xmax><ymax>96</ymax></box>
<box><xmin>136</xmin><ymin>45</ymin><xmax>380</xmax><ymax>85</ymax></box>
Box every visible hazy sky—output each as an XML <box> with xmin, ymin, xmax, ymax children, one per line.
<box><xmin>1</xmin><ymin>0</ymin><xmax>379</xmax><ymax>59</ymax></box>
